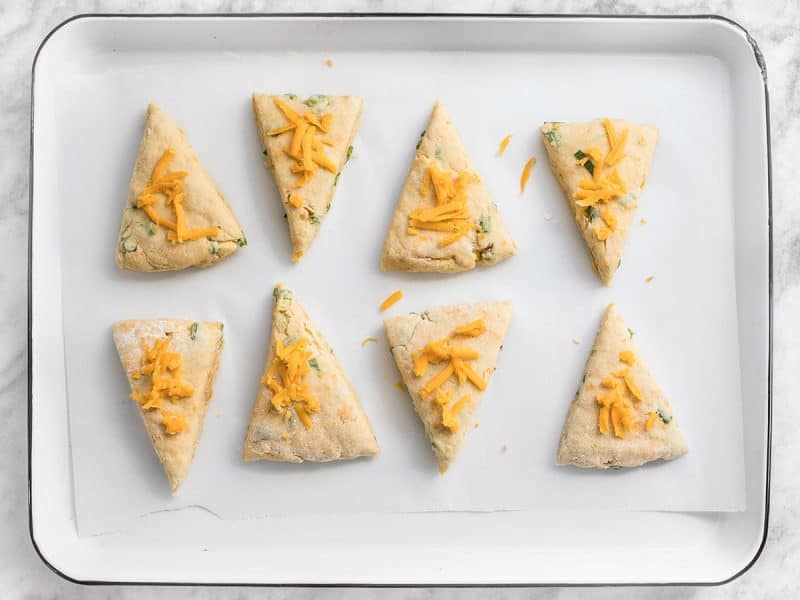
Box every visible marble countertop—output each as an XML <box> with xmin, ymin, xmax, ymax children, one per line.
<box><xmin>1</xmin><ymin>0</ymin><xmax>795</xmax><ymax>597</ymax></box>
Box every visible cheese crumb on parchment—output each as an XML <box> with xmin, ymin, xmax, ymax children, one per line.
<box><xmin>380</xmin><ymin>290</ymin><xmax>403</xmax><ymax>311</ymax></box>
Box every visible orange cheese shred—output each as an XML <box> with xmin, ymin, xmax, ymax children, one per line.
<box><xmin>454</xmin><ymin>319</ymin><xmax>486</xmax><ymax>337</ymax></box>
<box><xmin>598</xmin><ymin>405</ymin><xmax>610</xmax><ymax>434</ymax></box>
<box><xmin>271</xmin><ymin>97</ymin><xmax>335</xmax><ymax>190</ymax></box>
<box><xmin>380</xmin><ymin>289</ymin><xmax>403</xmax><ymax>311</ymax></box>
<box><xmin>409</xmin><ymin>162</ymin><xmax>476</xmax><ymax>246</ymax></box>
<box><xmin>142</xmin><ymin>205</ymin><xmax>176</xmax><ymax>231</ymax></box>
<box><xmin>610</xmin><ymin>403</ymin><xmax>624</xmax><ymax>437</ymax></box>
<box><xmin>601</xmin><ymin>376</ymin><xmax>617</xmax><ymax>390</ymax></box>
<box><xmin>610</xmin><ymin>400</ymin><xmax>635</xmax><ymax>438</ymax></box>
<box><xmin>596</xmin><ymin>389</ymin><xmax>618</xmax><ymax>408</ymax></box>
<box><xmin>623</xmin><ymin>373</ymin><xmax>643</xmax><ymax>402</ymax></box>
<box><xmin>167</xmin><ymin>227</ymin><xmax>220</xmax><ymax>243</ymax></box>
<box><xmin>520</xmin><ymin>156</ymin><xmax>536</xmax><ymax>194</ymax></box>
<box><xmin>573</xmin><ymin>118</ymin><xmax>631</xmax><ymax>216</ymax></box>
<box><xmin>595</xmin><ymin>347</ymin><xmax>645</xmax><ymax>437</ymax></box>
<box><xmin>453</xmin><ymin>360</ymin><xmax>486</xmax><ymax>391</ymax></box>
<box><xmin>603</xmin><ymin>118</ymin><xmax>629</xmax><ymax>167</ymax></box>
<box><xmin>498</xmin><ymin>134</ymin><xmax>512</xmax><ymax>156</ymax></box>
<box><xmin>595</xmin><ymin>225</ymin><xmax>612</xmax><ymax>241</ymax></box>
<box><xmin>645</xmin><ymin>412</ymin><xmax>658</xmax><ymax>431</ymax></box>
<box><xmin>413</xmin><ymin>320</ymin><xmax>489</xmax><ymax>414</ymax></box>
<box><xmin>138</xmin><ymin>148</ymin><xmax>220</xmax><ymax>243</ymax></box>
<box><xmin>130</xmin><ymin>335</ymin><xmax>194</xmax><ymax>435</ymax></box>
<box><xmin>412</xmin><ymin>348</ymin><xmax>430</xmax><ymax>377</ymax></box>
<box><xmin>262</xmin><ymin>337</ymin><xmax>320</xmax><ymax>430</ymax></box>
<box><xmin>420</xmin><ymin>364</ymin><xmax>455</xmax><ymax>398</ymax></box>
<box><xmin>436</xmin><ymin>389</ymin><xmax>470</xmax><ymax>432</ymax></box>
<box><xmin>601</xmin><ymin>207</ymin><xmax>618</xmax><ymax>231</ymax></box>
<box><xmin>361</xmin><ymin>336</ymin><xmax>378</xmax><ymax>347</ymax></box>
<box><xmin>268</xmin><ymin>123</ymin><xmax>296</xmax><ymax>136</ymax></box>
<box><xmin>161</xmin><ymin>410</ymin><xmax>187</xmax><ymax>435</ymax></box>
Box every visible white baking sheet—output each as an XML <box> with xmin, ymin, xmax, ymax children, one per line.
<box><xmin>57</xmin><ymin>48</ymin><xmax>746</xmax><ymax>536</ymax></box>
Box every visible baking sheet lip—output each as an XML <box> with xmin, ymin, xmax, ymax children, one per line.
<box><xmin>26</xmin><ymin>10</ymin><xmax>772</xmax><ymax>588</ymax></box>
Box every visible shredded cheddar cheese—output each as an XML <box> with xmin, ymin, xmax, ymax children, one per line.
<box><xmin>603</xmin><ymin>118</ymin><xmax>629</xmax><ymax>166</ymax></box>
<box><xmin>601</xmin><ymin>376</ymin><xmax>617</xmax><ymax>389</ymax></box>
<box><xmin>574</xmin><ymin>119</ymin><xmax>631</xmax><ymax>240</ymax></box>
<box><xmin>601</xmin><ymin>208</ymin><xmax>618</xmax><ymax>230</ymax></box>
<box><xmin>498</xmin><ymin>134</ymin><xmax>512</xmax><ymax>156</ymax></box>
<box><xmin>575</xmin><ymin>169</ymin><xmax>627</xmax><ymax>208</ymax></box>
<box><xmin>361</xmin><ymin>336</ymin><xmax>379</xmax><ymax>347</ymax></box>
<box><xmin>161</xmin><ymin>410</ymin><xmax>187</xmax><ymax>435</ymax></box>
<box><xmin>595</xmin><ymin>225</ymin><xmax>612</xmax><ymax>241</ymax></box>
<box><xmin>137</xmin><ymin>148</ymin><xmax>220</xmax><ymax>244</ymax></box>
<box><xmin>380</xmin><ymin>290</ymin><xmax>404</xmax><ymax>311</ymax></box>
<box><xmin>623</xmin><ymin>373</ymin><xmax>643</xmax><ymax>401</ymax></box>
<box><xmin>598</xmin><ymin>405</ymin><xmax>610</xmax><ymax>434</ymax></box>
<box><xmin>454</xmin><ymin>319</ymin><xmax>486</xmax><ymax>337</ymax></box>
<box><xmin>408</xmin><ymin>162</ymin><xmax>476</xmax><ymax>247</ymax></box>
<box><xmin>269</xmin><ymin>98</ymin><xmax>337</xmax><ymax>192</ymax></box>
<box><xmin>645</xmin><ymin>412</ymin><xmax>658</xmax><ymax>431</ymax></box>
<box><xmin>411</xmin><ymin>319</ymin><xmax>494</xmax><ymax>432</ymax></box>
<box><xmin>593</xmin><ymin>346</ymin><xmax>648</xmax><ymax>437</ymax></box>
<box><xmin>610</xmin><ymin>399</ymin><xmax>635</xmax><ymax>438</ymax></box>
<box><xmin>131</xmin><ymin>335</ymin><xmax>194</xmax><ymax>436</ymax></box>
<box><xmin>262</xmin><ymin>338</ymin><xmax>320</xmax><ymax>430</ymax></box>
<box><xmin>411</xmin><ymin>320</ymin><xmax>490</xmax><ymax>431</ymax></box>
<box><xmin>394</xmin><ymin>380</ymin><xmax>405</xmax><ymax>391</ymax></box>
<box><xmin>520</xmin><ymin>156</ymin><xmax>536</xmax><ymax>194</ymax></box>
<box><xmin>435</xmin><ymin>389</ymin><xmax>470</xmax><ymax>432</ymax></box>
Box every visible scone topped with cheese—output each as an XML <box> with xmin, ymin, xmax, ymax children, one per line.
<box><xmin>540</xmin><ymin>118</ymin><xmax>658</xmax><ymax>285</ymax></box>
<box><xmin>252</xmin><ymin>93</ymin><xmax>363</xmax><ymax>262</ymax></box>
<box><xmin>384</xmin><ymin>300</ymin><xmax>513</xmax><ymax>473</ymax></box>
<box><xmin>112</xmin><ymin>319</ymin><xmax>225</xmax><ymax>493</ymax></box>
<box><xmin>381</xmin><ymin>102</ymin><xmax>517</xmax><ymax>273</ymax></box>
<box><xmin>557</xmin><ymin>304</ymin><xmax>687</xmax><ymax>469</ymax></box>
<box><xmin>116</xmin><ymin>104</ymin><xmax>246</xmax><ymax>272</ymax></box>
<box><xmin>243</xmin><ymin>284</ymin><xmax>379</xmax><ymax>463</ymax></box>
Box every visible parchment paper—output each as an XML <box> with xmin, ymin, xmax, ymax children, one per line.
<box><xmin>54</xmin><ymin>49</ymin><xmax>745</xmax><ymax>536</ymax></box>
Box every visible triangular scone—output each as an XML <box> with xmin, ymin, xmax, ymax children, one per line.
<box><xmin>381</xmin><ymin>102</ymin><xmax>517</xmax><ymax>273</ymax></box>
<box><xmin>540</xmin><ymin>119</ymin><xmax>658</xmax><ymax>285</ymax></box>
<box><xmin>116</xmin><ymin>104</ymin><xmax>246</xmax><ymax>272</ymax></box>
<box><xmin>112</xmin><ymin>319</ymin><xmax>225</xmax><ymax>493</ymax></box>
<box><xmin>252</xmin><ymin>93</ymin><xmax>363</xmax><ymax>262</ymax></box>
<box><xmin>385</xmin><ymin>300</ymin><xmax>513</xmax><ymax>472</ymax></box>
<box><xmin>243</xmin><ymin>284</ymin><xmax>379</xmax><ymax>462</ymax></box>
<box><xmin>557</xmin><ymin>304</ymin><xmax>687</xmax><ymax>469</ymax></box>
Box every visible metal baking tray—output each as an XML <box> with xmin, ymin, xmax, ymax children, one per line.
<box><xmin>29</xmin><ymin>13</ymin><xmax>771</xmax><ymax>586</ymax></box>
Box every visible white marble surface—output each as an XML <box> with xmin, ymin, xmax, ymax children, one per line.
<box><xmin>1</xmin><ymin>0</ymin><xmax>796</xmax><ymax>597</ymax></box>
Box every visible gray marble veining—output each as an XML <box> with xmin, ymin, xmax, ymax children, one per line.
<box><xmin>1</xmin><ymin>0</ymin><xmax>797</xmax><ymax>597</ymax></box>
